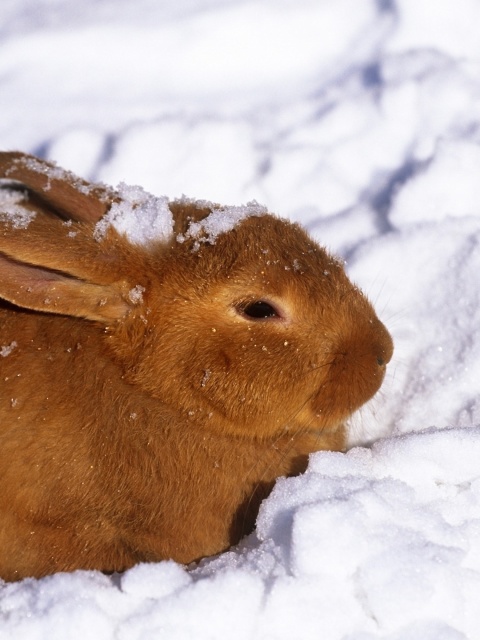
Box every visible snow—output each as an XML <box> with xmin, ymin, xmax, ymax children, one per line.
<box><xmin>176</xmin><ymin>199</ymin><xmax>268</xmax><ymax>247</ymax></box>
<box><xmin>127</xmin><ymin>285</ymin><xmax>146</xmax><ymax>306</ymax></box>
<box><xmin>1</xmin><ymin>0</ymin><xmax>480</xmax><ymax>638</ymax></box>
<box><xmin>7</xmin><ymin>154</ymin><xmax>111</xmax><ymax>198</ymax></box>
<box><xmin>0</xmin><ymin>341</ymin><xmax>17</xmax><ymax>358</ymax></box>
<box><xmin>0</xmin><ymin>189</ymin><xmax>36</xmax><ymax>229</ymax></box>
<box><xmin>93</xmin><ymin>183</ymin><xmax>173</xmax><ymax>245</ymax></box>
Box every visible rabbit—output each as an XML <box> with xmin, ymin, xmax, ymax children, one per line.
<box><xmin>0</xmin><ymin>151</ymin><xmax>393</xmax><ymax>581</ymax></box>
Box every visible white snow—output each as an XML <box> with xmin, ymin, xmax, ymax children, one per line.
<box><xmin>0</xmin><ymin>341</ymin><xmax>17</xmax><ymax>358</ymax></box>
<box><xmin>93</xmin><ymin>182</ymin><xmax>173</xmax><ymax>246</ymax></box>
<box><xmin>127</xmin><ymin>285</ymin><xmax>146</xmax><ymax>305</ymax></box>
<box><xmin>176</xmin><ymin>199</ymin><xmax>268</xmax><ymax>248</ymax></box>
<box><xmin>1</xmin><ymin>0</ymin><xmax>480</xmax><ymax>638</ymax></box>
<box><xmin>0</xmin><ymin>190</ymin><xmax>36</xmax><ymax>229</ymax></box>
<box><xmin>7</xmin><ymin>154</ymin><xmax>112</xmax><ymax>199</ymax></box>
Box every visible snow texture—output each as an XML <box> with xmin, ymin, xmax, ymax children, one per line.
<box><xmin>176</xmin><ymin>199</ymin><xmax>268</xmax><ymax>248</ymax></box>
<box><xmin>1</xmin><ymin>0</ymin><xmax>480</xmax><ymax>638</ymax></box>
<box><xmin>0</xmin><ymin>190</ymin><xmax>36</xmax><ymax>229</ymax></box>
<box><xmin>93</xmin><ymin>183</ymin><xmax>174</xmax><ymax>246</ymax></box>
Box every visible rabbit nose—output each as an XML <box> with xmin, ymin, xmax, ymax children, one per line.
<box><xmin>374</xmin><ymin>321</ymin><xmax>394</xmax><ymax>368</ymax></box>
<box><xmin>375</xmin><ymin>344</ymin><xmax>392</xmax><ymax>367</ymax></box>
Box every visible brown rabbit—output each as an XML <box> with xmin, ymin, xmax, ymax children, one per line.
<box><xmin>0</xmin><ymin>151</ymin><xmax>393</xmax><ymax>581</ymax></box>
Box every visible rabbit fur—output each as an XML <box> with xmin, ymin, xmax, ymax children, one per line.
<box><xmin>0</xmin><ymin>151</ymin><xmax>393</xmax><ymax>581</ymax></box>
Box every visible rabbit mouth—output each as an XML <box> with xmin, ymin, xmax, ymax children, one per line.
<box><xmin>304</xmin><ymin>335</ymin><xmax>393</xmax><ymax>430</ymax></box>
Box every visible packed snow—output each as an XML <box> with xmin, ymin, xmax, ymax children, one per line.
<box><xmin>1</xmin><ymin>0</ymin><xmax>480</xmax><ymax>638</ymax></box>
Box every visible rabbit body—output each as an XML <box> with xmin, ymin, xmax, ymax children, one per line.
<box><xmin>0</xmin><ymin>152</ymin><xmax>393</xmax><ymax>581</ymax></box>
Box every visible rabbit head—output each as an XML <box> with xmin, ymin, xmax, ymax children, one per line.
<box><xmin>118</xmin><ymin>202</ymin><xmax>393</xmax><ymax>442</ymax></box>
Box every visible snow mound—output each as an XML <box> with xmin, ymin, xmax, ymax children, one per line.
<box><xmin>390</xmin><ymin>139</ymin><xmax>480</xmax><ymax>225</ymax></box>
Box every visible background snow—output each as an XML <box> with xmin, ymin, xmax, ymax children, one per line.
<box><xmin>1</xmin><ymin>0</ymin><xmax>480</xmax><ymax>638</ymax></box>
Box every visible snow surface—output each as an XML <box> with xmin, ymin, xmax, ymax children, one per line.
<box><xmin>1</xmin><ymin>0</ymin><xmax>480</xmax><ymax>638</ymax></box>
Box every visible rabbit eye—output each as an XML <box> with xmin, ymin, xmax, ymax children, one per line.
<box><xmin>241</xmin><ymin>300</ymin><xmax>279</xmax><ymax>319</ymax></box>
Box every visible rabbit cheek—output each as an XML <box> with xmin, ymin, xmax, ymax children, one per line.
<box><xmin>188</xmin><ymin>350</ymin><xmax>275</xmax><ymax>435</ymax></box>
<box><xmin>178</xmin><ymin>331</ymin><xmax>297</xmax><ymax>437</ymax></box>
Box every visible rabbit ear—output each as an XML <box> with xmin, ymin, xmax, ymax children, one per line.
<box><xmin>0</xmin><ymin>151</ymin><xmax>116</xmax><ymax>223</ymax></box>
<box><xmin>0</xmin><ymin>253</ymin><xmax>129</xmax><ymax>322</ymax></box>
<box><xmin>0</xmin><ymin>190</ymin><xmax>131</xmax><ymax>322</ymax></box>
